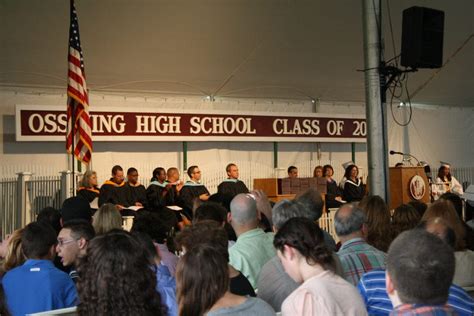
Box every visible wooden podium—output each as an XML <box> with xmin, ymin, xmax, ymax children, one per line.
<box><xmin>253</xmin><ymin>178</ymin><xmax>327</xmax><ymax>204</ymax></box>
<box><xmin>389</xmin><ymin>167</ymin><xmax>429</xmax><ymax>210</ymax></box>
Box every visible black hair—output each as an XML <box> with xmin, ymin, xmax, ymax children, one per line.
<box><xmin>127</xmin><ymin>167</ymin><xmax>138</xmax><ymax>175</ymax></box>
<box><xmin>131</xmin><ymin>211</ymin><xmax>176</xmax><ymax>244</ymax></box>
<box><xmin>194</xmin><ymin>202</ymin><xmax>227</xmax><ymax>224</ymax></box>
<box><xmin>187</xmin><ymin>165</ymin><xmax>198</xmax><ymax>178</ymax></box>
<box><xmin>62</xmin><ymin>219</ymin><xmax>95</xmax><ymax>241</ymax></box>
<box><xmin>437</xmin><ymin>166</ymin><xmax>452</xmax><ymax>181</ymax></box>
<box><xmin>322</xmin><ymin>164</ymin><xmax>334</xmax><ymax>177</ymax></box>
<box><xmin>36</xmin><ymin>207</ymin><xmax>61</xmax><ymax>235</ymax></box>
<box><xmin>274</xmin><ymin>217</ymin><xmax>334</xmax><ymax>272</ymax></box>
<box><xmin>151</xmin><ymin>167</ymin><xmax>166</xmax><ymax>181</ymax></box>
<box><xmin>287</xmin><ymin>166</ymin><xmax>297</xmax><ymax>174</ymax></box>
<box><xmin>111</xmin><ymin>165</ymin><xmax>123</xmax><ymax>175</ymax></box>
<box><xmin>22</xmin><ymin>222</ymin><xmax>57</xmax><ymax>259</ymax></box>
<box><xmin>344</xmin><ymin>164</ymin><xmax>358</xmax><ymax>179</ymax></box>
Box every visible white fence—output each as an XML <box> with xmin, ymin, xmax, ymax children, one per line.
<box><xmin>1</xmin><ymin>163</ymin><xmax>472</xmax><ymax>239</ymax></box>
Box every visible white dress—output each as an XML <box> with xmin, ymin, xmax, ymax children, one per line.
<box><xmin>432</xmin><ymin>176</ymin><xmax>463</xmax><ymax>200</ymax></box>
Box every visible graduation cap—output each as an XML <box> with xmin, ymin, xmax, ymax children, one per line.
<box><xmin>440</xmin><ymin>161</ymin><xmax>451</xmax><ymax>168</ymax></box>
<box><xmin>342</xmin><ymin>161</ymin><xmax>355</xmax><ymax>170</ymax></box>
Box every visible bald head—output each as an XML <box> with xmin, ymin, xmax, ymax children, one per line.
<box><xmin>167</xmin><ymin>167</ymin><xmax>179</xmax><ymax>182</ymax></box>
<box><xmin>230</xmin><ymin>193</ymin><xmax>258</xmax><ymax>227</ymax></box>
<box><xmin>334</xmin><ymin>204</ymin><xmax>366</xmax><ymax>237</ymax></box>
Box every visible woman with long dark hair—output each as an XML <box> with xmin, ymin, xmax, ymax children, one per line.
<box><xmin>322</xmin><ymin>164</ymin><xmax>343</xmax><ymax>209</ymax></box>
<box><xmin>176</xmin><ymin>243</ymin><xmax>274</xmax><ymax>316</ymax></box>
<box><xmin>432</xmin><ymin>163</ymin><xmax>463</xmax><ymax>200</ymax></box>
<box><xmin>274</xmin><ymin>217</ymin><xmax>366</xmax><ymax>315</ymax></box>
<box><xmin>77</xmin><ymin>230</ymin><xmax>163</xmax><ymax>316</ymax></box>
<box><xmin>358</xmin><ymin>195</ymin><xmax>393</xmax><ymax>252</ymax></box>
<box><xmin>342</xmin><ymin>164</ymin><xmax>365</xmax><ymax>202</ymax></box>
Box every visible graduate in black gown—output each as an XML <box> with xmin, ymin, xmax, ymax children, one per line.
<box><xmin>124</xmin><ymin>167</ymin><xmax>147</xmax><ymax>208</ymax></box>
<box><xmin>322</xmin><ymin>164</ymin><xmax>343</xmax><ymax>209</ymax></box>
<box><xmin>77</xmin><ymin>170</ymin><xmax>100</xmax><ymax>203</ymax></box>
<box><xmin>217</xmin><ymin>163</ymin><xmax>249</xmax><ymax>198</ymax></box>
<box><xmin>146</xmin><ymin>167</ymin><xmax>172</xmax><ymax>210</ymax></box>
<box><xmin>342</xmin><ymin>164</ymin><xmax>365</xmax><ymax>203</ymax></box>
<box><xmin>179</xmin><ymin>165</ymin><xmax>210</xmax><ymax>219</ymax></box>
<box><xmin>98</xmin><ymin>165</ymin><xmax>129</xmax><ymax>209</ymax></box>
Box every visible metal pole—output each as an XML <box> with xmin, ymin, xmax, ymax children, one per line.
<box><xmin>273</xmin><ymin>142</ymin><xmax>278</xmax><ymax>169</ymax></box>
<box><xmin>362</xmin><ymin>0</ymin><xmax>389</xmax><ymax>201</ymax></box>
<box><xmin>182</xmin><ymin>141</ymin><xmax>188</xmax><ymax>172</ymax></box>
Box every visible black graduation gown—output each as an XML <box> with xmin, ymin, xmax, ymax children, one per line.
<box><xmin>125</xmin><ymin>182</ymin><xmax>147</xmax><ymax>207</ymax></box>
<box><xmin>217</xmin><ymin>179</ymin><xmax>249</xmax><ymax>198</ymax></box>
<box><xmin>77</xmin><ymin>186</ymin><xmax>100</xmax><ymax>203</ymax></box>
<box><xmin>179</xmin><ymin>181</ymin><xmax>210</xmax><ymax>218</ymax></box>
<box><xmin>325</xmin><ymin>179</ymin><xmax>343</xmax><ymax>209</ymax></box>
<box><xmin>342</xmin><ymin>178</ymin><xmax>365</xmax><ymax>202</ymax></box>
<box><xmin>146</xmin><ymin>181</ymin><xmax>172</xmax><ymax>210</ymax></box>
<box><xmin>98</xmin><ymin>179</ymin><xmax>128</xmax><ymax>207</ymax></box>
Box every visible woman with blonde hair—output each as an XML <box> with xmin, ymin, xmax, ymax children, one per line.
<box><xmin>421</xmin><ymin>200</ymin><xmax>474</xmax><ymax>287</ymax></box>
<box><xmin>77</xmin><ymin>170</ymin><xmax>100</xmax><ymax>203</ymax></box>
<box><xmin>0</xmin><ymin>229</ymin><xmax>26</xmax><ymax>277</ymax></box>
<box><xmin>358</xmin><ymin>195</ymin><xmax>392</xmax><ymax>252</ymax></box>
<box><xmin>93</xmin><ymin>203</ymin><xmax>123</xmax><ymax>235</ymax></box>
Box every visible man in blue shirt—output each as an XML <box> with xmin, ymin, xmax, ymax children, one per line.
<box><xmin>3</xmin><ymin>222</ymin><xmax>77</xmax><ymax>315</ymax></box>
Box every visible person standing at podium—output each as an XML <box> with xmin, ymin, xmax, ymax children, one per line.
<box><xmin>342</xmin><ymin>164</ymin><xmax>365</xmax><ymax>203</ymax></box>
<box><xmin>432</xmin><ymin>162</ymin><xmax>463</xmax><ymax>200</ymax></box>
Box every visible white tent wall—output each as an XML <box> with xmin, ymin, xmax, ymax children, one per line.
<box><xmin>1</xmin><ymin>89</ymin><xmax>473</xmax><ymax>192</ymax></box>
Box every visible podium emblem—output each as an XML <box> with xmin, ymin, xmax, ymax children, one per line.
<box><xmin>409</xmin><ymin>175</ymin><xmax>426</xmax><ymax>200</ymax></box>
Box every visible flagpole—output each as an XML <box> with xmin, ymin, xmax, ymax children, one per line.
<box><xmin>71</xmin><ymin>102</ymin><xmax>76</xmax><ymax>195</ymax></box>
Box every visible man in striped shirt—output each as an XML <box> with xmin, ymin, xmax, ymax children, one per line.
<box><xmin>335</xmin><ymin>204</ymin><xmax>387</xmax><ymax>286</ymax></box>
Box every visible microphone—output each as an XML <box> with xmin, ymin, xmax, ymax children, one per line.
<box><xmin>389</xmin><ymin>150</ymin><xmax>404</xmax><ymax>155</ymax></box>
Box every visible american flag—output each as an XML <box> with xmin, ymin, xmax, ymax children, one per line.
<box><xmin>66</xmin><ymin>0</ymin><xmax>92</xmax><ymax>164</ymax></box>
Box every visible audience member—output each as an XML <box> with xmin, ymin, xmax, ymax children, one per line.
<box><xmin>422</xmin><ymin>200</ymin><xmax>474</xmax><ymax>287</ymax></box>
<box><xmin>0</xmin><ymin>229</ymin><xmax>26</xmax><ymax>277</ymax></box>
<box><xmin>60</xmin><ymin>196</ymin><xmax>92</xmax><ymax>225</ymax></box>
<box><xmin>407</xmin><ymin>200</ymin><xmax>428</xmax><ymax>218</ymax></box>
<box><xmin>228</xmin><ymin>194</ymin><xmax>276</xmax><ymax>289</ymax></box>
<box><xmin>322</xmin><ymin>164</ymin><xmax>343</xmax><ymax>209</ymax></box>
<box><xmin>335</xmin><ymin>204</ymin><xmax>386</xmax><ymax>285</ymax></box>
<box><xmin>193</xmin><ymin>202</ymin><xmax>236</xmax><ymax>246</ymax></box>
<box><xmin>175</xmin><ymin>220</ymin><xmax>255</xmax><ymax>297</ymax></box>
<box><xmin>217</xmin><ymin>163</ymin><xmax>249</xmax><ymax>198</ymax></box>
<box><xmin>0</xmin><ymin>285</ymin><xmax>10</xmax><ymax>316</ymax></box>
<box><xmin>342</xmin><ymin>164</ymin><xmax>365</xmax><ymax>202</ymax></box>
<box><xmin>131</xmin><ymin>211</ymin><xmax>178</xmax><ymax>276</ymax></box>
<box><xmin>56</xmin><ymin>220</ymin><xmax>95</xmax><ymax>282</ymax></box>
<box><xmin>386</xmin><ymin>229</ymin><xmax>456</xmax><ymax>315</ymax></box>
<box><xmin>287</xmin><ymin>166</ymin><xmax>298</xmax><ymax>178</ymax></box>
<box><xmin>2</xmin><ymin>222</ymin><xmax>77</xmax><ymax>315</ymax></box>
<box><xmin>36</xmin><ymin>207</ymin><xmax>62</xmax><ymax>235</ymax></box>
<box><xmin>296</xmin><ymin>187</ymin><xmax>336</xmax><ymax>250</ymax></box>
<box><xmin>390</xmin><ymin>203</ymin><xmax>421</xmax><ymax>240</ymax></box>
<box><xmin>93</xmin><ymin>203</ymin><xmax>123</xmax><ymax>235</ymax></box>
<box><xmin>358</xmin><ymin>219</ymin><xmax>474</xmax><ymax>316</ymax></box>
<box><xmin>258</xmin><ymin>198</ymin><xmax>343</xmax><ymax>312</ymax></box>
<box><xmin>77</xmin><ymin>230</ymin><xmax>163</xmax><ymax>315</ymax></box>
<box><xmin>176</xmin><ymin>243</ymin><xmax>274</xmax><ymax>316</ymax></box>
<box><xmin>440</xmin><ymin>192</ymin><xmax>474</xmax><ymax>250</ymax></box>
<box><xmin>76</xmin><ymin>170</ymin><xmax>100</xmax><ymax>203</ymax></box>
<box><xmin>274</xmin><ymin>217</ymin><xmax>367</xmax><ymax>315</ymax></box>
<box><xmin>359</xmin><ymin>195</ymin><xmax>392</xmax><ymax>252</ymax></box>
<box><xmin>132</xmin><ymin>231</ymin><xmax>177</xmax><ymax>316</ymax></box>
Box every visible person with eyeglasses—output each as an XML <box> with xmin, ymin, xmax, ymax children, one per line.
<box><xmin>2</xmin><ymin>222</ymin><xmax>77</xmax><ymax>315</ymax></box>
<box><xmin>56</xmin><ymin>220</ymin><xmax>95</xmax><ymax>283</ymax></box>
<box><xmin>179</xmin><ymin>165</ymin><xmax>210</xmax><ymax>219</ymax></box>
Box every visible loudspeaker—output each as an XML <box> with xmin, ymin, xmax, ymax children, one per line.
<box><xmin>401</xmin><ymin>6</ymin><xmax>444</xmax><ymax>69</ymax></box>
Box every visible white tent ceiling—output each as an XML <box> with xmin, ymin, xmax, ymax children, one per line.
<box><xmin>1</xmin><ymin>0</ymin><xmax>473</xmax><ymax>106</ymax></box>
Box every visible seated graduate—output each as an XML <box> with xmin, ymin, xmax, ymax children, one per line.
<box><xmin>124</xmin><ymin>167</ymin><xmax>147</xmax><ymax>209</ymax></box>
<box><xmin>146</xmin><ymin>167</ymin><xmax>172</xmax><ymax>210</ymax></box>
<box><xmin>217</xmin><ymin>163</ymin><xmax>249</xmax><ymax>198</ymax></box>
<box><xmin>432</xmin><ymin>162</ymin><xmax>464</xmax><ymax>200</ymax></box>
<box><xmin>98</xmin><ymin>165</ymin><xmax>128</xmax><ymax>210</ymax></box>
<box><xmin>342</xmin><ymin>163</ymin><xmax>365</xmax><ymax>203</ymax></box>
<box><xmin>179</xmin><ymin>165</ymin><xmax>210</xmax><ymax>218</ymax></box>
<box><xmin>77</xmin><ymin>170</ymin><xmax>100</xmax><ymax>203</ymax></box>
<box><xmin>323</xmin><ymin>164</ymin><xmax>343</xmax><ymax>209</ymax></box>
